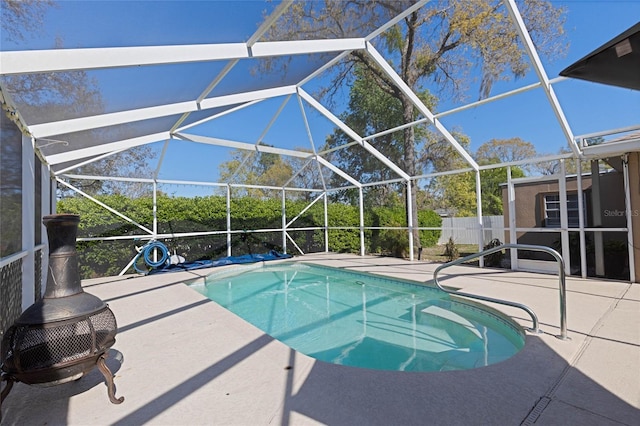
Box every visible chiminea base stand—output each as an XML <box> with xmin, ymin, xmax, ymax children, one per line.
<box><xmin>0</xmin><ymin>353</ymin><xmax>123</xmax><ymax>403</ymax></box>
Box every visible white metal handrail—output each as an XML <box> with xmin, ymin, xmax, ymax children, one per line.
<box><xmin>433</xmin><ymin>243</ymin><xmax>568</xmax><ymax>340</ymax></box>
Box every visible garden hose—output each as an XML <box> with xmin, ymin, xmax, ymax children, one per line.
<box><xmin>134</xmin><ymin>241</ymin><xmax>169</xmax><ymax>273</ymax></box>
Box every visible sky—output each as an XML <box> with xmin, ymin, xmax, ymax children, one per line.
<box><xmin>1</xmin><ymin>1</ymin><xmax>639</xmax><ymax>197</ymax></box>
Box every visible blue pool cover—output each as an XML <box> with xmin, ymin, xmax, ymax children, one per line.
<box><xmin>147</xmin><ymin>250</ymin><xmax>292</xmax><ymax>275</ymax></box>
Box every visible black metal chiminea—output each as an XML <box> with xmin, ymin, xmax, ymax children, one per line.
<box><xmin>1</xmin><ymin>214</ymin><xmax>123</xmax><ymax>410</ymax></box>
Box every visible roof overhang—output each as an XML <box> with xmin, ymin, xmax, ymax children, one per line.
<box><xmin>559</xmin><ymin>22</ymin><xmax>640</xmax><ymax>90</ymax></box>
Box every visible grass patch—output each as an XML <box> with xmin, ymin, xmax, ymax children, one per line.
<box><xmin>419</xmin><ymin>244</ymin><xmax>480</xmax><ymax>264</ymax></box>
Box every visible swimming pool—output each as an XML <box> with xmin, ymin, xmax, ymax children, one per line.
<box><xmin>190</xmin><ymin>263</ymin><xmax>525</xmax><ymax>372</ymax></box>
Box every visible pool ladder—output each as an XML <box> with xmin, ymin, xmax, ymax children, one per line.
<box><xmin>432</xmin><ymin>244</ymin><xmax>568</xmax><ymax>340</ymax></box>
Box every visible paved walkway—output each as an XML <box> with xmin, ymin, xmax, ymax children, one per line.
<box><xmin>1</xmin><ymin>253</ymin><xmax>638</xmax><ymax>425</ymax></box>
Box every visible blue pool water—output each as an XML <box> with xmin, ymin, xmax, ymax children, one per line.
<box><xmin>191</xmin><ymin>263</ymin><xmax>525</xmax><ymax>372</ymax></box>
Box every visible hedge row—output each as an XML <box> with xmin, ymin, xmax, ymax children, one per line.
<box><xmin>58</xmin><ymin>194</ymin><xmax>441</xmax><ymax>278</ymax></box>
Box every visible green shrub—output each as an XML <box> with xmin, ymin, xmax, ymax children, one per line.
<box><xmin>58</xmin><ymin>194</ymin><xmax>443</xmax><ymax>277</ymax></box>
<box><xmin>369</xmin><ymin>207</ymin><xmax>406</xmax><ymax>256</ymax></box>
<box><xmin>418</xmin><ymin>209</ymin><xmax>442</xmax><ymax>247</ymax></box>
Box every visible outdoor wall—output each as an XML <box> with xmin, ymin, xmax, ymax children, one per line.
<box><xmin>501</xmin><ymin>167</ymin><xmax>631</xmax><ymax>280</ymax></box>
<box><xmin>502</xmin><ymin>171</ymin><xmax>626</xmax><ymax>232</ymax></box>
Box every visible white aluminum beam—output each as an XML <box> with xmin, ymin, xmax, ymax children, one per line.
<box><xmin>176</xmin><ymin>99</ymin><xmax>263</xmax><ymax>133</ymax></box>
<box><xmin>575</xmin><ymin>124</ymin><xmax>640</xmax><ymax>142</ymax></box>
<box><xmin>199</xmin><ymin>86</ymin><xmax>297</xmax><ymax>109</ymax></box>
<box><xmin>582</xmin><ymin>139</ymin><xmax>640</xmax><ymax>158</ymax></box>
<box><xmin>227</xmin><ymin>95</ymin><xmax>292</xmax><ymax>183</ymax></box>
<box><xmin>57</xmin><ymin>178</ymin><xmax>154</xmax><ymax>235</ymax></box>
<box><xmin>0</xmin><ymin>43</ymin><xmax>249</xmax><ymax>75</ymax></box>
<box><xmin>46</xmin><ymin>132</ymin><xmax>170</xmax><ymax>165</ymax></box>
<box><xmin>157</xmin><ymin>179</ymin><xmax>226</xmax><ymax>187</ymax></box>
<box><xmin>283</xmin><ymin>157</ymin><xmax>315</xmax><ymax>188</ymax></box>
<box><xmin>315</xmin><ymin>156</ymin><xmax>361</xmax><ymax>188</ymax></box>
<box><xmin>361</xmin><ymin>76</ymin><xmax>562</xmax><ymax>142</ymax></box>
<box><xmin>32</xmin><ymin>86</ymin><xmax>297</xmax><ymax>139</ymax></box>
<box><xmin>366</xmin><ymin>1</ymin><xmax>430</xmax><ymax>41</ymax></box>
<box><xmin>504</xmin><ymin>0</ymin><xmax>581</xmax><ymax>158</ymax></box>
<box><xmin>298</xmin><ymin>50</ymin><xmax>352</xmax><ymax>87</ymax></box>
<box><xmin>365</xmin><ymin>42</ymin><xmax>479</xmax><ymax>171</ymax></box>
<box><xmin>298</xmin><ymin>88</ymin><xmax>411</xmax><ymax>180</ymax></box>
<box><xmin>1</xmin><ymin>39</ymin><xmax>366</xmax><ymax>76</ymax></box>
<box><xmin>175</xmin><ymin>132</ymin><xmax>313</xmax><ymax>159</ymax></box>
<box><xmin>154</xmin><ymin>140</ymin><xmax>170</xmax><ymax>179</ymax></box>
<box><xmin>54</xmin><ymin>148</ymin><xmax>128</xmax><ymax>175</ymax></box>
<box><xmin>297</xmin><ymin>94</ymin><xmax>318</xmax><ymax>154</ymax></box>
<box><xmin>257</xmin><ymin>95</ymin><xmax>292</xmax><ymax>145</ymax></box>
<box><xmin>31</xmin><ymin>101</ymin><xmax>196</xmax><ymax>138</ymax></box>
<box><xmin>286</xmin><ymin>193</ymin><xmax>325</xmax><ymax>228</ymax></box>
<box><xmin>247</xmin><ymin>0</ymin><xmax>294</xmax><ymax>46</ymax></box>
<box><xmin>251</xmin><ymin>38</ymin><xmax>366</xmax><ymax>57</ymax></box>
<box><xmin>297</xmin><ymin>89</ymin><xmax>361</xmax><ymax>142</ymax></box>
<box><xmin>60</xmin><ymin>174</ymin><xmax>153</xmax><ymax>183</ymax></box>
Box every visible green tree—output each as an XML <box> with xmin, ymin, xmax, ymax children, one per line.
<box><xmin>324</xmin><ymin>65</ymin><xmax>435</xmax><ymax>208</ymax></box>
<box><xmin>427</xmin><ymin>137</ymin><xmax>529</xmax><ymax>216</ymax></box>
<box><xmin>478</xmin><ymin>166</ymin><xmax>525</xmax><ymax>215</ymax></box>
<box><xmin>429</xmin><ymin>171</ymin><xmax>477</xmax><ymax>217</ymax></box>
<box><xmin>263</xmin><ymin>0</ymin><xmax>566</xmax><ymax>249</ymax></box>
<box><xmin>218</xmin><ymin>145</ymin><xmax>294</xmax><ymax>198</ymax></box>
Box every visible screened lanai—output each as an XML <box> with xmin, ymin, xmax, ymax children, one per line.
<box><xmin>1</xmin><ymin>0</ymin><xmax>639</xmax><ymax>317</ymax></box>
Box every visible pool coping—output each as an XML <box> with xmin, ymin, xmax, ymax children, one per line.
<box><xmin>1</xmin><ymin>252</ymin><xmax>638</xmax><ymax>425</ymax></box>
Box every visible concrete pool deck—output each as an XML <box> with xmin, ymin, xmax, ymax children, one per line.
<box><xmin>1</xmin><ymin>252</ymin><xmax>638</xmax><ymax>425</ymax></box>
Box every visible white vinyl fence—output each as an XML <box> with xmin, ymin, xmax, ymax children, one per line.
<box><xmin>437</xmin><ymin>216</ymin><xmax>505</xmax><ymax>246</ymax></box>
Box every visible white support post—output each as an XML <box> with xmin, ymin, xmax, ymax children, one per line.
<box><xmin>151</xmin><ymin>180</ymin><xmax>158</xmax><ymax>263</ymax></box>
<box><xmin>475</xmin><ymin>170</ymin><xmax>484</xmax><ymax>267</ymax></box>
<box><xmin>576</xmin><ymin>161</ymin><xmax>587</xmax><ymax>278</ymax></box>
<box><xmin>507</xmin><ymin>167</ymin><xmax>518</xmax><ymax>270</ymax></box>
<box><xmin>22</xmin><ymin>135</ymin><xmax>35</xmax><ymax>309</ymax></box>
<box><xmin>226</xmin><ymin>185</ymin><xmax>232</xmax><ymax>257</ymax></box>
<box><xmin>282</xmin><ymin>189</ymin><xmax>287</xmax><ymax>254</ymax></box>
<box><xmin>359</xmin><ymin>187</ymin><xmax>365</xmax><ymax>256</ymax></box>
<box><xmin>324</xmin><ymin>192</ymin><xmax>329</xmax><ymax>253</ymax></box>
<box><xmin>559</xmin><ymin>160</ymin><xmax>571</xmax><ymax>276</ymax></box>
<box><xmin>406</xmin><ymin>180</ymin><xmax>414</xmax><ymax>261</ymax></box>
<box><xmin>153</xmin><ymin>180</ymin><xmax>158</xmax><ymax>240</ymax></box>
